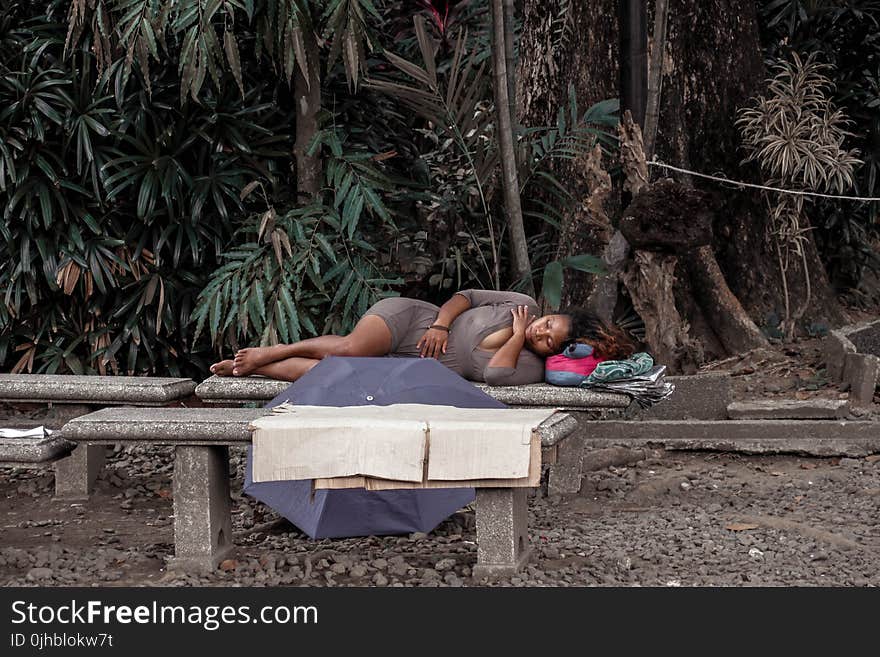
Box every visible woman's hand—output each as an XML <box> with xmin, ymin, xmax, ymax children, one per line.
<box><xmin>510</xmin><ymin>305</ymin><xmax>531</xmax><ymax>337</ymax></box>
<box><xmin>417</xmin><ymin>326</ymin><xmax>449</xmax><ymax>359</ymax></box>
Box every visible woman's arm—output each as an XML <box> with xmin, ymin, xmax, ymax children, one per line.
<box><xmin>416</xmin><ymin>291</ymin><xmax>473</xmax><ymax>358</ymax></box>
<box><xmin>487</xmin><ymin>305</ymin><xmax>530</xmax><ymax>369</ymax></box>
<box><xmin>455</xmin><ymin>289</ymin><xmax>537</xmax><ymax>308</ymax></box>
<box><xmin>435</xmin><ymin>292</ymin><xmax>472</xmax><ymax>328</ymax></box>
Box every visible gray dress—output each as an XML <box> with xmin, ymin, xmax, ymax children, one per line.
<box><xmin>364</xmin><ymin>289</ymin><xmax>544</xmax><ymax>386</ymax></box>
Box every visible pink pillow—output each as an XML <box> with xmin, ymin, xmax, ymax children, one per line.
<box><xmin>545</xmin><ymin>352</ymin><xmax>604</xmax><ymax>376</ymax></box>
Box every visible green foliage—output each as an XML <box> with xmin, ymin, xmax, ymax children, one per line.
<box><xmin>1</xmin><ymin>0</ymin><xmax>620</xmax><ymax>378</ymax></box>
<box><xmin>540</xmin><ymin>255</ymin><xmax>606</xmax><ymax>310</ymax></box>
<box><xmin>369</xmin><ymin>18</ymin><xmax>617</xmax><ymax>300</ymax></box>
<box><xmin>192</xmin><ymin>127</ymin><xmax>403</xmax><ymax>349</ymax></box>
<box><xmin>323</xmin><ymin>0</ymin><xmax>380</xmax><ymax>91</ymax></box>
<box><xmin>368</xmin><ymin>17</ymin><xmax>500</xmax><ymax>287</ymax></box>
<box><xmin>0</xmin><ymin>0</ymin><xmax>289</xmax><ymax>375</ymax></box>
<box><xmin>520</xmin><ymin>90</ymin><xmax>618</xmax><ymax>229</ymax></box>
<box><xmin>66</xmin><ymin>0</ymin><xmax>380</xmax><ymax>102</ymax></box>
<box><xmin>758</xmin><ymin>0</ymin><xmax>880</xmax><ymax>295</ymax></box>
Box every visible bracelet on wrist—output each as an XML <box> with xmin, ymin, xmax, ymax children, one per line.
<box><xmin>429</xmin><ymin>324</ymin><xmax>450</xmax><ymax>332</ymax></box>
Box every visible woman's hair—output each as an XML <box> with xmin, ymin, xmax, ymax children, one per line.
<box><xmin>560</xmin><ymin>307</ymin><xmax>636</xmax><ymax>360</ymax></box>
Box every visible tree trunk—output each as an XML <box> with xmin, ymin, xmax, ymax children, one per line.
<box><xmin>293</xmin><ymin>29</ymin><xmax>322</xmax><ymax>201</ymax></box>
<box><xmin>518</xmin><ymin>0</ymin><xmax>845</xmax><ymax>338</ymax></box>
<box><xmin>619</xmin><ymin>0</ymin><xmax>647</xmax><ymax>128</ymax></box>
<box><xmin>622</xmin><ymin>251</ymin><xmax>703</xmax><ymax>373</ymax></box>
<box><xmin>491</xmin><ymin>0</ymin><xmax>533</xmax><ymax>295</ymax></box>
<box><xmin>503</xmin><ymin>0</ymin><xmax>518</xmax><ymax>130</ymax></box>
<box><xmin>644</xmin><ymin>0</ymin><xmax>669</xmax><ymax>159</ymax></box>
<box><xmin>517</xmin><ymin>0</ymin><xmax>619</xmax><ymax>307</ymax></box>
<box><xmin>653</xmin><ymin>0</ymin><xmax>844</xmax><ymax>328</ymax></box>
<box><xmin>684</xmin><ymin>245</ymin><xmax>770</xmax><ymax>353</ymax></box>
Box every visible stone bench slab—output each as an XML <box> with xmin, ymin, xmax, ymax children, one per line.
<box><xmin>627</xmin><ymin>372</ymin><xmax>730</xmax><ymax>420</ymax></box>
<box><xmin>61</xmin><ymin>406</ymin><xmax>575</xmax><ymax>448</ymax></box>
<box><xmin>473</xmin><ymin>383</ymin><xmax>630</xmax><ymax>409</ymax></box>
<box><xmin>0</xmin><ymin>434</ymin><xmax>74</xmax><ymax>464</ymax></box>
<box><xmin>61</xmin><ymin>408</ymin><xmax>269</xmax><ymax>445</ymax></box>
<box><xmin>195</xmin><ymin>375</ymin><xmax>631</xmax><ymax>410</ymax></box>
<box><xmin>727</xmin><ymin>399</ymin><xmax>851</xmax><ymax>420</ymax></box>
<box><xmin>0</xmin><ymin>374</ymin><xmax>196</xmax><ymax>405</ymax></box>
<box><xmin>195</xmin><ymin>376</ymin><xmax>289</xmax><ymax>404</ymax></box>
<box><xmin>577</xmin><ymin>419</ymin><xmax>880</xmax><ymax>457</ymax></box>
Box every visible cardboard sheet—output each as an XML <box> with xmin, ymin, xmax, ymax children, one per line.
<box><xmin>250</xmin><ymin>404</ymin><xmax>555</xmax><ymax>484</ymax></box>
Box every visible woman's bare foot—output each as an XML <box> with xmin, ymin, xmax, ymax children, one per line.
<box><xmin>232</xmin><ymin>346</ymin><xmax>285</xmax><ymax>376</ymax></box>
<box><xmin>209</xmin><ymin>360</ymin><xmax>235</xmax><ymax>376</ymax></box>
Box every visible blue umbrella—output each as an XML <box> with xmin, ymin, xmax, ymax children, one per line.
<box><xmin>243</xmin><ymin>356</ymin><xmax>506</xmax><ymax>539</ymax></box>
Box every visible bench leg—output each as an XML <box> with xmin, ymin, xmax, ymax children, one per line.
<box><xmin>548</xmin><ymin>433</ymin><xmax>585</xmax><ymax>497</ymax></box>
<box><xmin>473</xmin><ymin>488</ymin><xmax>531</xmax><ymax>580</ymax></box>
<box><xmin>169</xmin><ymin>445</ymin><xmax>233</xmax><ymax>573</ymax></box>
<box><xmin>53</xmin><ymin>443</ymin><xmax>107</xmax><ymax>501</ymax></box>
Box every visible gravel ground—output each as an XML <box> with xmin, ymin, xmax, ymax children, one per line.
<box><xmin>2</xmin><ymin>443</ymin><xmax>878</xmax><ymax>587</ymax></box>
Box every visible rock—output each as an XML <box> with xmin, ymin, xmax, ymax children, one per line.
<box><xmin>372</xmin><ymin>573</ymin><xmax>389</xmax><ymax>586</ymax></box>
<box><xmin>434</xmin><ymin>558</ymin><xmax>456</xmax><ymax>572</ymax></box>
<box><xmin>839</xmin><ymin>458</ymin><xmax>862</xmax><ymax>469</ymax></box>
<box><xmin>349</xmin><ymin>565</ymin><xmax>367</xmax><ymax>578</ymax></box>
<box><xmin>443</xmin><ymin>573</ymin><xmax>464</xmax><ymax>587</ymax></box>
<box><xmin>543</xmin><ymin>547</ymin><xmax>560</xmax><ymax>560</ymax></box>
<box><xmin>26</xmin><ymin>567</ymin><xmax>53</xmax><ymax>580</ymax></box>
<box><xmin>596</xmin><ymin>478</ymin><xmax>623</xmax><ymax>491</ymax></box>
<box><xmin>388</xmin><ymin>557</ymin><xmax>409</xmax><ymax>577</ymax></box>
<box><xmin>371</xmin><ymin>558</ymin><xmax>388</xmax><ymax>570</ymax></box>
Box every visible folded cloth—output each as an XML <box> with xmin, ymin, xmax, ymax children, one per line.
<box><xmin>250</xmin><ymin>404</ymin><xmax>556</xmax><ymax>484</ymax></box>
<box><xmin>580</xmin><ymin>354</ymin><xmax>675</xmax><ymax>409</ymax></box>
<box><xmin>583</xmin><ymin>352</ymin><xmax>654</xmax><ymax>385</ymax></box>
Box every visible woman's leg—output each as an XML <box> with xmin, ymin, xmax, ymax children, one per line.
<box><xmin>231</xmin><ymin>315</ymin><xmax>393</xmax><ymax>376</ymax></box>
<box><xmin>210</xmin><ymin>359</ymin><xmax>235</xmax><ymax>376</ymax></box>
<box><xmin>247</xmin><ymin>357</ymin><xmax>321</xmax><ymax>382</ymax></box>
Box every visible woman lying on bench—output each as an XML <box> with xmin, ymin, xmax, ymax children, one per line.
<box><xmin>210</xmin><ymin>289</ymin><xmax>634</xmax><ymax>386</ymax></box>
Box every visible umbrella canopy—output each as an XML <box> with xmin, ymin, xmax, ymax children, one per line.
<box><xmin>243</xmin><ymin>356</ymin><xmax>506</xmax><ymax>539</ymax></box>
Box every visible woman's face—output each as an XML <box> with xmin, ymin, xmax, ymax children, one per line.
<box><xmin>524</xmin><ymin>314</ymin><xmax>572</xmax><ymax>356</ymax></box>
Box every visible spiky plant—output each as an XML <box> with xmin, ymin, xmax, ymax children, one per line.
<box><xmin>738</xmin><ymin>52</ymin><xmax>861</xmax><ymax>338</ymax></box>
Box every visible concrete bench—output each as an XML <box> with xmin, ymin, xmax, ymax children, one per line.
<box><xmin>0</xmin><ymin>374</ymin><xmax>196</xmax><ymax>500</ymax></box>
<box><xmin>0</xmin><ymin>432</ymin><xmax>74</xmax><ymax>467</ymax></box>
<box><xmin>825</xmin><ymin>319</ymin><xmax>880</xmax><ymax>408</ymax></box>
<box><xmin>195</xmin><ymin>375</ymin><xmax>636</xmax><ymax>496</ymax></box>
<box><xmin>61</xmin><ymin>407</ymin><xmax>578</xmax><ymax>578</ymax></box>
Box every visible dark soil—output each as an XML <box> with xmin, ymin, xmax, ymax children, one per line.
<box><xmin>2</xmin><ymin>444</ymin><xmax>878</xmax><ymax>587</ymax></box>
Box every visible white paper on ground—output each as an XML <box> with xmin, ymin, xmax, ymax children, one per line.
<box><xmin>250</xmin><ymin>404</ymin><xmax>556</xmax><ymax>484</ymax></box>
<box><xmin>0</xmin><ymin>426</ymin><xmax>53</xmax><ymax>438</ymax></box>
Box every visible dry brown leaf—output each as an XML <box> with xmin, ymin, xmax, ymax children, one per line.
<box><xmin>800</xmin><ymin>462</ymin><xmax>818</xmax><ymax>470</ymax></box>
<box><xmin>156</xmin><ymin>489</ymin><xmax>172</xmax><ymax>499</ymax></box>
<box><xmin>725</xmin><ymin>522</ymin><xmax>760</xmax><ymax>531</ymax></box>
<box><xmin>865</xmin><ymin>455</ymin><xmax>880</xmax><ymax>464</ymax></box>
